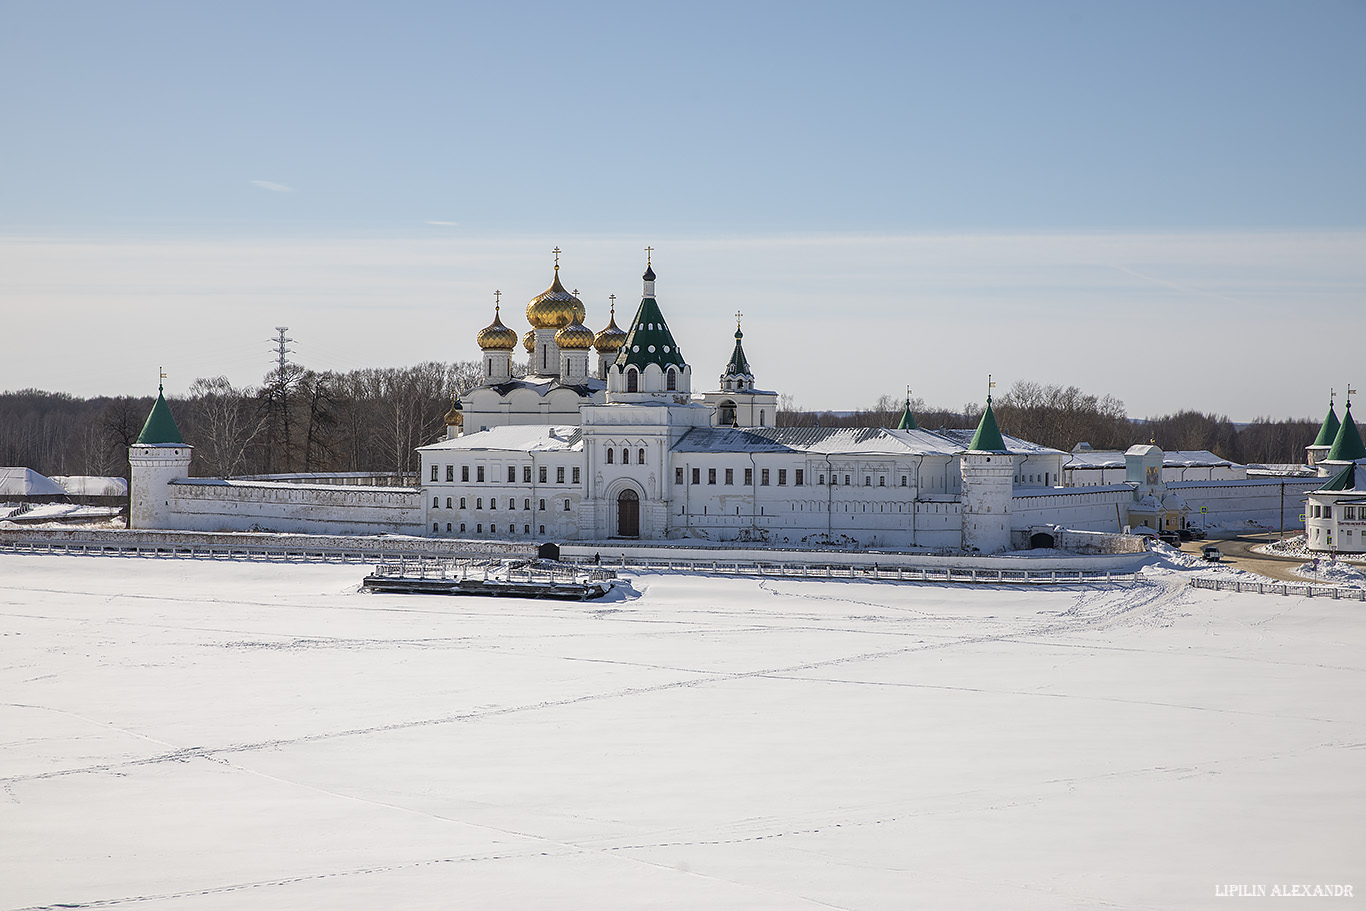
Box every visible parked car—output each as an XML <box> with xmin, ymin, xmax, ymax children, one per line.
<box><xmin>1201</xmin><ymin>545</ymin><xmax>1222</xmax><ymax>562</ymax></box>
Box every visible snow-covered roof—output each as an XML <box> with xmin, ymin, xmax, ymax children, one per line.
<box><xmin>0</xmin><ymin>468</ymin><xmax>67</xmax><ymax>497</ymax></box>
<box><xmin>1064</xmin><ymin>449</ymin><xmax>1237</xmax><ymax>470</ymax></box>
<box><xmin>931</xmin><ymin>428</ymin><xmax>1063</xmax><ymax>455</ymax></box>
<box><xmin>51</xmin><ymin>476</ymin><xmax>129</xmax><ymax>496</ymax></box>
<box><xmin>672</xmin><ymin>426</ymin><xmax>966</xmax><ymax>456</ymax></box>
<box><xmin>418</xmin><ymin>425</ymin><xmax>583</xmax><ymax>453</ymax></box>
<box><xmin>470</xmin><ymin>377</ymin><xmax>606</xmax><ymax>398</ymax></box>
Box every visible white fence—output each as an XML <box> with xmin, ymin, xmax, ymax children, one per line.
<box><xmin>1188</xmin><ymin>576</ymin><xmax>1366</xmax><ymax>600</ymax></box>
<box><xmin>0</xmin><ymin>535</ymin><xmax>1137</xmax><ymax>585</ymax></box>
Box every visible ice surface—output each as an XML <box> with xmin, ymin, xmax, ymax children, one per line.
<box><xmin>1</xmin><ymin>555</ymin><xmax>1362</xmax><ymax>909</ymax></box>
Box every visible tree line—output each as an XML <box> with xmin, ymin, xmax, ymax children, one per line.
<box><xmin>778</xmin><ymin>380</ymin><xmax>1320</xmax><ymax>465</ymax></box>
<box><xmin>1</xmin><ymin>373</ymin><xmax>1321</xmax><ymax>481</ymax></box>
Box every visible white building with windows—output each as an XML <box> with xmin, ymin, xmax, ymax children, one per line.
<box><xmin>1303</xmin><ymin>396</ymin><xmax>1366</xmax><ymax>554</ymax></box>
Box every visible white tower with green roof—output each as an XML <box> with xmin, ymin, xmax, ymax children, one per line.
<box><xmin>699</xmin><ymin>314</ymin><xmax>779</xmax><ymax>427</ymax></box>
<box><xmin>605</xmin><ymin>260</ymin><xmax>693</xmax><ymax>403</ymax></box>
<box><xmin>959</xmin><ymin>386</ymin><xmax>1016</xmax><ymax>554</ymax></box>
<box><xmin>128</xmin><ymin>379</ymin><xmax>192</xmax><ymax>529</ymax></box>
<box><xmin>1306</xmin><ymin>393</ymin><xmax>1340</xmax><ymax>469</ymax></box>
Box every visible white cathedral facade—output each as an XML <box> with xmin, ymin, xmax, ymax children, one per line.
<box><xmin>128</xmin><ymin>252</ymin><xmax>1333</xmax><ymax>554</ymax></box>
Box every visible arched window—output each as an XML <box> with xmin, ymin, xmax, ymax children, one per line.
<box><xmin>626</xmin><ymin>367</ymin><xmax>639</xmax><ymax>392</ymax></box>
<box><xmin>490</xmin><ymin>498</ymin><xmax>497</xmax><ymax>509</ymax></box>
<box><xmin>564</xmin><ymin>499</ymin><xmax>571</xmax><ymax>511</ymax></box>
<box><xmin>446</xmin><ymin>497</ymin><xmax>452</xmax><ymax>508</ymax></box>
<box><xmin>759</xmin><ymin>410</ymin><xmax>766</xmax><ymax>426</ymax></box>
<box><xmin>638</xmin><ymin>448</ymin><xmax>646</xmax><ymax>464</ymax></box>
<box><xmin>433</xmin><ymin>497</ymin><xmax>439</xmax><ymax>508</ymax></box>
<box><xmin>539</xmin><ymin>498</ymin><xmax>546</xmax><ymax>510</ymax></box>
<box><xmin>666</xmin><ymin>367</ymin><xmax>677</xmax><ymax>391</ymax></box>
<box><xmin>476</xmin><ymin>498</ymin><xmax>483</xmax><ymax>509</ymax></box>
<box><xmin>432</xmin><ymin>522</ymin><xmax>438</xmax><ymax>532</ymax></box>
<box><xmin>460</xmin><ymin>497</ymin><xmax>466</xmax><ymax>508</ymax></box>
<box><xmin>606</xmin><ymin>448</ymin><xmax>614</xmax><ymax>464</ymax></box>
<box><xmin>477</xmin><ymin>523</ymin><xmax>482</xmax><ymax>532</ymax></box>
<box><xmin>446</xmin><ymin>523</ymin><xmax>452</xmax><ymax>532</ymax></box>
<box><xmin>523</xmin><ymin>498</ymin><xmax>530</xmax><ymax>510</ymax></box>
<box><xmin>622</xmin><ymin>448</ymin><xmax>630</xmax><ymax>464</ymax></box>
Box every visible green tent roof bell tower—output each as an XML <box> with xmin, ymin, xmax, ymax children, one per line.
<box><xmin>895</xmin><ymin>388</ymin><xmax>919</xmax><ymax>431</ymax></box>
<box><xmin>1326</xmin><ymin>392</ymin><xmax>1366</xmax><ymax>463</ymax></box>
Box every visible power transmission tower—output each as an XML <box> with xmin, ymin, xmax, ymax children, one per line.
<box><xmin>266</xmin><ymin>327</ymin><xmax>297</xmax><ymax>472</ymax></box>
<box><xmin>272</xmin><ymin>327</ymin><xmax>295</xmax><ymax>388</ymax></box>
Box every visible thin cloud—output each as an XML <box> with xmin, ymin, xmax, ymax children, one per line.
<box><xmin>249</xmin><ymin>180</ymin><xmax>294</xmax><ymax>193</ymax></box>
<box><xmin>426</xmin><ymin>220</ymin><xmax>459</xmax><ymax>226</ymax></box>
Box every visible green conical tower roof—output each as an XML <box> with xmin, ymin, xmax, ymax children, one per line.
<box><xmin>1311</xmin><ymin>399</ymin><xmax>1340</xmax><ymax>447</ymax></box>
<box><xmin>136</xmin><ymin>385</ymin><xmax>185</xmax><ymax>445</ymax></box>
<box><xmin>967</xmin><ymin>397</ymin><xmax>1007</xmax><ymax>452</ymax></box>
<box><xmin>614</xmin><ymin>263</ymin><xmax>687</xmax><ymax>372</ymax></box>
<box><xmin>1326</xmin><ymin>400</ymin><xmax>1366</xmax><ymax>462</ymax></box>
<box><xmin>1320</xmin><ymin>463</ymin><xmax>1358</xmax><ymax>491</ymax></box>
<box><xmin>895</xmin><ymin>394</ymin><xmax>919</xmax><ymax>431</ymax></box>
<box><xmin>724</xmin><ymin>327</ymin><xmax>751</xmax><ymax>377</ymax></box>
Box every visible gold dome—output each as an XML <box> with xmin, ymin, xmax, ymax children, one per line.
<box><xmin>594</xmin><ymin>309</ymin><xmax>627</xmax><ymax>353</ymax></box>
<box><xmin>522</xmin><ymin>329</ymin><xmax>535</xmax><ymax>353</ymax></box>
<box><xmin>443</xmin><ymin>394</ymin><xmax>464</xmax><ymax>427</ymax></box>
<box><xmin>526</xmin><ymin>267</ymin><xmax>586</xmax><ymax>329</ymax></box>
<box><xmin>555</xmin><ymin>317</ymin><xmax>595</xmax><ymax>350</ymax></box>
<box><xmin>476</xmin><ymin>305</ymin><xmax>518</xmax><ymax>350</ymax></box>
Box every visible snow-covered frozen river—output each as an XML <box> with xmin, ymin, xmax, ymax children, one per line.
<box><xmin>2</xmin><ymin>555</ymin><xmax>1361</xmax><ymax>909</ymax></box>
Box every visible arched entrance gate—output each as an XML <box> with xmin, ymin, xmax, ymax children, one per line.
<box><xmin>616</xmin><ymin>489</ymin><xmax>640</xmax><ymax>538</ymax></box>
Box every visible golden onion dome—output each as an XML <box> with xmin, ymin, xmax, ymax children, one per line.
<box><xmin>594</xmin><ymin>308</ymin><xmax>628</xmax><ymax>352</ymax></box>
<box><xmin>522</xmin><ymin>329</ymin><xmax>535</xmax><ymax>353</ymax></box>
<box><xmin>443</xmin><ymin>394</ymin><xmax>464</xmax><ymax>427</ymax></box>
<box><xmin>555</xmin><ymin>316</ymin><xmax>595</xmax><ymax>350</ymax></box>
<box><xmin>475</xmin><ymin>305</ymin><xmax>518</xmax><ymax>350</ymax></box>
<box><xmin>526</xmin><ymin>266</ymin><xmax>586</xmax><ymax>329</ymax></box>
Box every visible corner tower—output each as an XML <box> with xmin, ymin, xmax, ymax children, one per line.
<box><xmin>128</xmin><ymin>378</ymin><xmax>192</xmax><ymax>529</ymax></box>
<box><xmin>959</xmin><ymin>385</ymin><xmax>1015</xmax><ymax>554</ymax></box>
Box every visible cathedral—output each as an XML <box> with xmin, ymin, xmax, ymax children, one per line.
<box><xmin>417</xmin><ymin>253</ymin><xmax>1087</xmax><ymax>551</ymax></box>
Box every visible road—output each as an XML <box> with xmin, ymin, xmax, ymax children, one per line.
<box><xmin>1177</xmin><ymin>532</ymin><xmax>1309</xmax><ymax>583</ymax></box>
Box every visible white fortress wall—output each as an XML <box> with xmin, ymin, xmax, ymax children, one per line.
<box><xmin>1012</xmin><ymin>486</ymin><xmax>1132</xmax><ymax>533</ymax></box>
<box><xmin>1168</xmin><ymin>478</ymin><xmax>1321</xmax><ymax>530</ymax></box>
<box><xmin>164</xmin><ymin>479</ymin><xmax>424</xmax><ymax>535</ymax></box>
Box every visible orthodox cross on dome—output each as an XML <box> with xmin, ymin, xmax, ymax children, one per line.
<box><xmin>494</xmin><ymin>289</ymin><xmax>501</xmax><ymax>313</ymax></box>
<box><xmin>987</xmin><ymin>374</ymin><xmax>996</xmax><ymax>403</ymax></box>
<box><xmin>159</xmin><ymin>367</ymin><xmax>167</xmax><ymax>393</ymax></box>
<box><xmin>609</xmin><ymin>293</ymin><xmax>616</xmax><ymax>315</ymax></box>
<box><xmin>573</xmin><ymin>289</ymin><xmax>579</xmax><ymax>297</ymax></box>
<box><xmin>553</xmin><ymin>246</ymin><xmax>561</xmax><ymax>270</ymax></box>
<box><xmin>735</xmin><ymin>310</ymin><xmax>743</xmax><ymax>329</ymax></box>
<box><xmin>644</xmin><ymin>246</ymin><xmax>653</xmax><ymax>265</ymax></box>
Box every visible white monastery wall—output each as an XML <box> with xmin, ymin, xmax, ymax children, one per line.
<box><xmin>162</xmin><ymin>480</ymin><xmax>424</xmax><ymax>535</ymax></box>
<box><xmin>1168</xmin><ymin>479</ymin><xmax>1320</xmax><ymax>530</ymax></box>
<box><xmin>1012</xmin><ymin>486</ymin><xmax>1131</xmax><ymax>533</ymax></box>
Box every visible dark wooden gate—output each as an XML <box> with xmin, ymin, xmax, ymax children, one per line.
<box><xmin>617</xmin><ymin>489</ymin><xmax>640</xmax><ymax>538</ymax></box>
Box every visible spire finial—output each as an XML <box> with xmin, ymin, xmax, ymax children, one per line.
<box><xmin>609</xmin><ymin>293</ymin><xmax>616</xmax><ymax>316</ymax></box>
<box><xmin>735</xmin><ymin>309</ymin><xmax>743</xmax><ymax>330</ymax></box>
<box><xmin>906</xmin><ymin>384</ymin><xmax>912</xmax><ymax>405</ymax></box>
<box><xmin>553</xmin><ymin>246</ymin><xmax>561</xmax><ymax>270</ymax></box>
<box><xmin>644</xmin><ymin>245</ymin><xmax>653</xmax><ymax>266</ymax></box>
<box><xmin>987</xmin><ymin>374</ymin><xmax>995</xmax><ymax>404</ymax></box>
<box><xmin>159</xmin><ymin>366</ymin><xmax>167</xmax><ymax>394</ymax></box>
<box><xmin>494</xmin><ymin>289</ymin><xmax>501</xmax><ymax>315</ymax></box>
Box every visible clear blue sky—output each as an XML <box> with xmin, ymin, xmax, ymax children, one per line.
<box><xmin>2</xmin><ymin>1</ymin><xmax>1363</xmax><ymax>419</ymax></box>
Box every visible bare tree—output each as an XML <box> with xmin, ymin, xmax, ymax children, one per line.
<box><xmin>187</xmin><ymin>377</ymin><xmax>265</xmax><ymax>478</ymax></box>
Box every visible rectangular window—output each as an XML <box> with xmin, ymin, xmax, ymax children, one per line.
<box><xmin>477</xmin><ymin>466</ymin><xmax>485</xmax><ymax>483</ymax></box>
<box><xmin>446</xmin><ymin>465</ymin><xmax>454</xmax><ymax>482</ymax></box>
<box><xmin>539</xmin><ymin>466</ymin><xmax>547</xmax><ymax>483</ymax></box>
<box><xmin>557</xmin><ymin>467</ymin><xmax>565</xmax><ymax>484</ymax></box>
<box><xmin>777</xmin><ymin>469</ymin><xmax>786</xmax><ymax>486</ymax></box>
<box><xmin>725</xmin><ymin>468</ymin><xmax>734</xmax><ymax>485</ymax></box>
<box><xmin>462</xmin><ymin>465</ymin><xmax>470</xmax><ymax>482</ymax></box>
<box><xmin>523</xmin><ymin>466</ymin><xmax>532</xmax><ymax>483</ymax></box>
<box><xmin>692</xmin><ymin>468</ymin><xmax>700</xmax><ymax>485</ymax></box>
<box><xmin>676</xmin><ymin>467</ymin><xmax>684</xmax><ymax>485</ymax></box>
<box><xmin>761</xmin><ymin>469</ymin><xmax>770</xmax><ymax>486</ymax></box>
<box><xmin>818</xmin><ymin>474</ymin><xmax>825</xmax><ymax>485</ymax></box>
<box><xmin>879</xmin><ymin>476</ymin><xmax>885</xmax><ymax>486</ymax></box>
<box><xmin>864</xmin><ymin>476</ymin><xmax>871</xmax><ymax>486</ymax></box>
<box><xmin>745</xmin><ymin>468</ymin><xmax>753</xmax><ymax>485</ymax></box>
<box><xmin>573</xmin><ymin>467</ymin><xmax>581</xmax><ymax>484</ymax></box>
<box><xmin>708</xmin><ymin>468</ymin><xmax>717</xmax><ymax>485</ymax></box>
<box><xmin>431</xmin><ymin>465</ymin><xmax>439</xmax><ymax>482</ymax></box>
<box><xmin>794</xmin><ymin>469</ymin><xmax>803</xmax><ymax>486</ymax></box>
<box><xmin>508</xmin><ymin>466</ymin><xmax>516</xmax><ymax>483</ymax></box>
<box><xmin>901</xmin><ymin>475</ymin><xmax>908</xmax><ymax>486</ymax></box>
